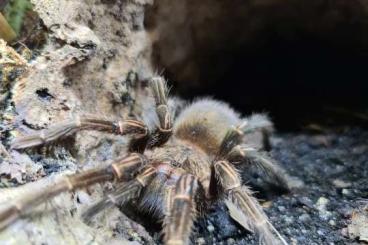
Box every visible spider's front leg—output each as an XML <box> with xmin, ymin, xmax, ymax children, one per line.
<box><xmin>218</xmin><ymin>121</ymin><xmax>291</xmax><ymax>191</ymax></box>
<box><xmin>0</xmin><ymin>153</ymin><xmax>147</xmax><ymax>230</ymax></box>
<box><xmin>214</xmin><ymin>160</ymin><xmax>287</xmax><ymax>245</ymax></box>
<box><xmin>227</xmin><ymin>145</ymin><xmax>291</xmax><ymax>190</ymax></box>
<box><xmin>11</xmin><ymin>117</ymin><xmax>148</xmax><ymax>150</ymax></box>
<box><xmin>149</xmin><ymin>77</ymin><xmax>173</xmax><ymax>147</ymax></box>
<box><xmin>164</xmin><ymin>174</ymin><xmax>198</xmax><ymax>245</ymax></box>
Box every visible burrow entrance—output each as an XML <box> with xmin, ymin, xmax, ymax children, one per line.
<box><xmin>145</xmin><ymin>0</ymin><xmax>368</xmax><ymax>130</ymax></box>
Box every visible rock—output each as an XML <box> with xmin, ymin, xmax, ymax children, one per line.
<box><xmin>299</xmin><ymin>213</ymin><xmax>311</xmax><ymax>222</ymax></box>
<box><xmin>329</xmin><ymin>220</ymin><xmax>336</xmax><ymax>226</ymax></box>
<box><xmin>227</xmin><ymin>238</ymin><xmax>236</xmax><ymax>245</ymax></box>
<box><xmin>315</xmin><ymin>197</ymin><xmax>333</xmax><ymax>220</ymax></box>
<box><xmin>332</xmin><ymin>179</ymin><xmax>352</xmax><ymax>188</ymax></box>
<box><xmin>207</xmin><ymin>224</ymin><xmax>215</xmax><ymax>233</ymax></box>
<box><xmin>316</xmin><ymin>197</ymin><xmax>329</xmax><ymax>212</ymax></box>
<box><xmin>196</xmin><ymin>237</ymin><xmax>206</xmax><ymax>245</ymax></box>
<box><xmin>278</xmin><ymin>205</ymin><xmax>286</xmax><ymax>212</ymax></box>
<box><xmin>341</xmin><ymin>189</ymin><xmax>351</xmax><ymax>196</ymax></box>
<box><xmin>262</xmin><ymin>201</ymin><xmax>272</xmax><ymax>208</ymax></box>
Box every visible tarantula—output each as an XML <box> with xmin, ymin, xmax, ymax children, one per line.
<box><xmin>0</xmin><ymin>77</ymin><xmax>291</xmax><ymax>245</ymax></box>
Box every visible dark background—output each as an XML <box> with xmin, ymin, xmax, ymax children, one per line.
<box><xmin>177</xmin><ymin>37</ymin><xmax>368</xmax><ymax>130</ymax></box>
<box><xmin>147</xmin><ymin>0</ymin><xmax>368</xmax><ymax>131</ymax></box>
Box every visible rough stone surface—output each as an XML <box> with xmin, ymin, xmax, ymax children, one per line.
<box><xmin>1</xmin><ymin>0</ymin><xmax>155</xmax><ymax>244</ymax></box>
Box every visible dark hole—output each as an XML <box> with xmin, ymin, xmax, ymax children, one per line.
<box><xmin>146</xmin><ymin>1</ymin><xmax>368</xmax><ymax>131</ymax></box>
<box><xmin>177</xmin><ymin>38</ymin><xmax>368</xmax><ymax>131</ymax></box>
<box><xmin>35</xmin><ymin>88</ymin><xmax>54</xmax><ymax>101</ymax></box>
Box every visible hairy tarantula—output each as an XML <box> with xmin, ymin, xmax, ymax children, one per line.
<box><xmin>0</xmin><ymin>77</ymin><xmax>292</xmax><ymax>245</ymax></box>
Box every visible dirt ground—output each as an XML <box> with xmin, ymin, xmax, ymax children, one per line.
<box><xmin>193</xmin><ymin>127</ymin><xmax>368</xmax><ymax>244</ymax></box>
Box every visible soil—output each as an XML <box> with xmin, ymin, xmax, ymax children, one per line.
<box><xmin>191</xmin><ymin>127</ymin><xmax>368</xmax><ymax>244</ymax></box>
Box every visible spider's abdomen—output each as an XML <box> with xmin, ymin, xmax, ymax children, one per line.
<box><xmin>173</xmin><ymin>99</ymin><xmax>241</xmax><ymax>155</ymax></box>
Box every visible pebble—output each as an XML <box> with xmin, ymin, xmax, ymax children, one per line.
<box><xmin>196</xmin><ymin>237</ymin><xmax>206</xmax><ymax>245</ymax></box>
<box><xmin>227</xmin><ymin>238</ymin><xmax>235</xmax><ymax>245</ymax></box>
<box><xmin>317</xmin><ymin>229</ymin><xmax>325</xmax><ymax>236</ymax></box>
<box><xmin>316</xmin><ymin>197</ymin><xmax>331</xmax><ymax>220</ymax></box>
<box><xmin>329</xmin><ymin>220</ymin><xmax>336</xmax><ymax>226</ymax></box>
<box><xmin>290</xmin><ymin>238</ymin><xmax>298</xmax><ymax>245</ymax></box>
<box><xmin>316</xmin><ymin>196</ymin><xmax>333</xmax><ymax>220</ymax></box>
<box><xmin>278</xmin><ymin>205</ymin><xmax>286</xmax><ymax>212</ymax></box>
<box><xmin>207</xmin><ymin>224</ymin><xmax>215</xmax><ymax>233</ymax></box>
<box><xmin>342</xmin><ymin>189</ymin><xmax>351</xmax><ymax>196</ymax></box>
<box><xmin>332</xmin><ymin>179</ymin><xmax>351</xmax><ymax>188</ymax></box>
<box><xmin>299</xmin><ymin>213</ymin><xmax>311</xmax><ymax>222</ymax></box>
<box><xmin>316</xmin><ymin>197</ymin><xmax>329</xmax><ymax>211</ymax></box>
<box><xmin>262</xmin><ymin>201</ymin><xmax>272</xmax><ymax>208</ymax></box>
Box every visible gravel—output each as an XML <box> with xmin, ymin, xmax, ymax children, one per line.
<box><xmin>190</xmin><ymin>127</ymin><xmax>368</xmax><ymax>244</ymax></box>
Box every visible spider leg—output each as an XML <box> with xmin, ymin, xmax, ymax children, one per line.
<box><xmin>241</xmin><ymin>113</ymin><xmax>273</xmax><ymax>135</ymax></box>
<box><xmin>214</xmin><ymin>160</ymin><xmax>287</xmax><ymax>245</ymax></box>
<box><xmin>217</xmin><ymin>123</ymin><xmax>291</xmax><ymax>191</ymax></box>
<box><xmin>82</xmin><ymin>166</ymin><xmax>156</xmax><ymax>222</ymax></box>
<box><xmin>0</xmin><ymin>153</ymin><xmax>147</xmax><ymax>230</ymax></box>
<box><xmin>240</xmin><ymin>113</ymin><xmax>274</xmax><ymax>151</ymax></box>
<box><xmin>216</xmin><ymin>113</ymin><xmax>272</xmax><ymax>152</ymax></box>
<box><xmin>227</xmin><ymin>145</ymin><xmax>291</xmax><ymax>190</ymax></box>
<box><xmin>149</xmin><ymin>77</ymin><xmax>173</xmax><ymax>147</ymax></box>
<box><xmin>11</xmin><ymin>117</ymin><xmax>148</xmax><ymax>150</ymax></box>
<box><xmin>217</xmin><ymin>114</ymin><xmax>274</xmax><ymax>159</ymax></box>
<box><xmin>217</xmin><ymin>123</ymin><xmax>244</xmax><ymax>159</ymax></box>
<box><xmin>164</xmin><ymin>174</ymin><xmax>198</xmax><ymax>245</ymax></box>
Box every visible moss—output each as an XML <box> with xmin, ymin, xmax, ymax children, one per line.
<box><xmin>3</xmin><ymin>0</ymin><xmax>32</xmax><ymax>35</ymax></box>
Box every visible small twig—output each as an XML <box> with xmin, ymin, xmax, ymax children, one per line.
<box><xmin>0</xmin><ymin>13</ymin><xmax>16</xmax><ymax>42</ymax></box>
